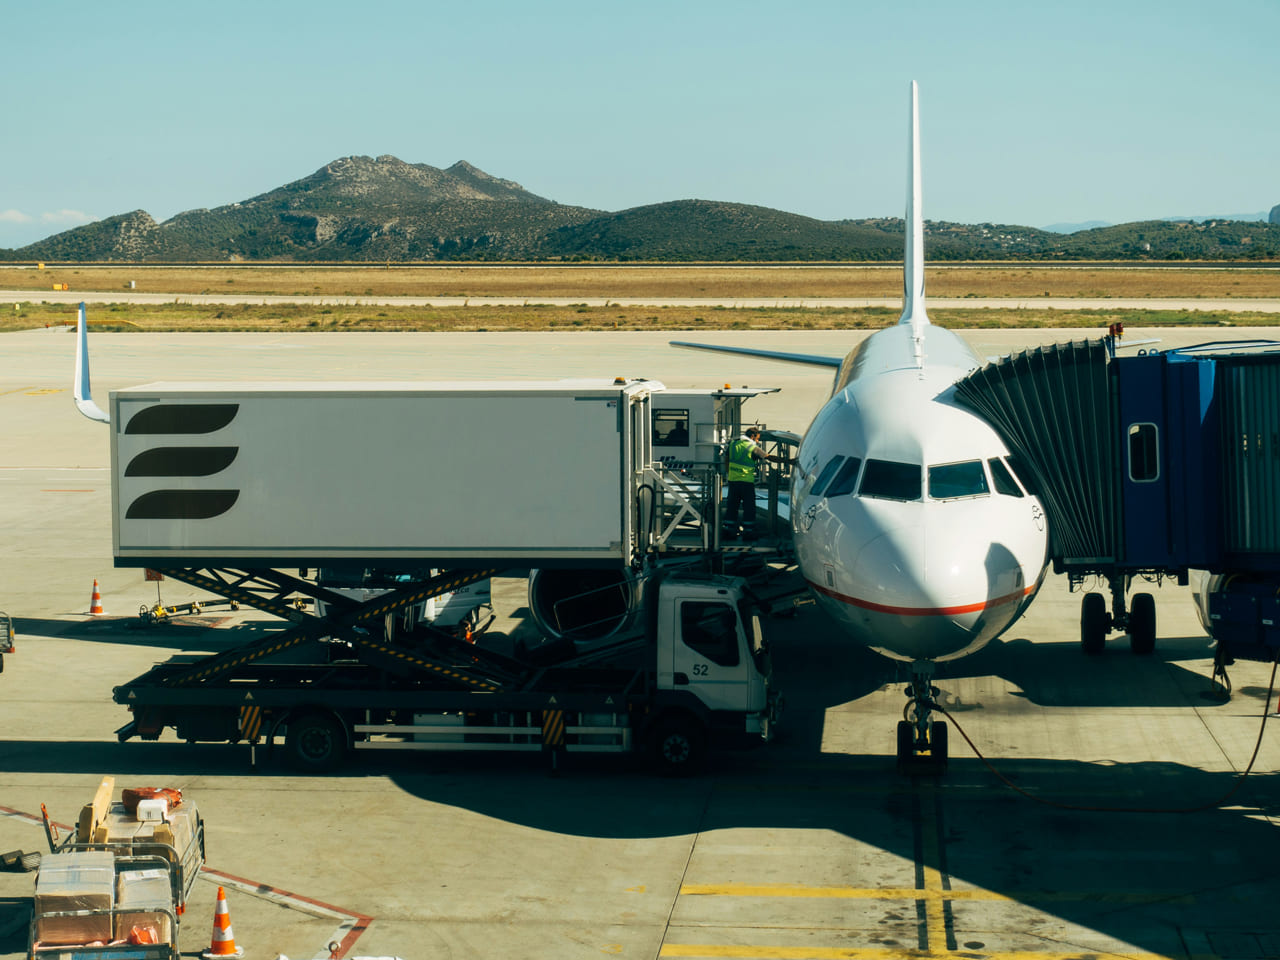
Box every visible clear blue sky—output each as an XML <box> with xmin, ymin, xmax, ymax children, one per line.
<box><xmin>3</xmin><ymin>0</ymin><xmax>1277</xmax><ymax>249</ymax></box>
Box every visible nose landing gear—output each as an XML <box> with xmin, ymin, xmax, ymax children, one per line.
<box><xmin>897</xmin><ymin>660</ymin><xmax>948</xmax><ymax>772</ymax></box>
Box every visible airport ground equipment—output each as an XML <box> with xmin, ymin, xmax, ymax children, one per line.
<box><xmin>112</xmin><ymin>569</ymin><xmax>780</xmax><ymax>773</ymax></box>
<box><xmin>0</xmin><ymin>610</ymin><xmax>13</xmax><ymax>672</ymax></box>
<box><xmin>100</xmin><ymin>376</ymin><xmax>786</xmax><ymax>771</ymax></box>
<box><xmin>29</xmin><ymin>777</ymin><xmax>204</xmax><ymax>960</ymax></box>
<box><xmin>955</xmin><ymin>334</ymin><xmax>1280</xmax><ymax>665</ymax></box>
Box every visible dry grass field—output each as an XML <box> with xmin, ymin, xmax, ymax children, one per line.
<box><xmin>4</xmin><ymin>263</ymin><xmax>1280</xmax><ymax>299</ymax></box>
<box><xmin>2</xmin><ymin>264</ymin><xmax>1278</xmax><ymax>333</ymax></box>
<box><xmin>3</xmin><ymin>300</ymin><xmax>1275</xmax><ymax>335</ymax></box>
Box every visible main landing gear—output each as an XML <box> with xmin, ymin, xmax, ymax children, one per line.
<box><xmin>897</xmin><ymin>660</ymin><xmax>948</xmax><ymax>772</ymax></box>
<box><xmin>1079</xmin><ymin>575</ymin><xmax>1156</xmax><ymax>655</ymax></box>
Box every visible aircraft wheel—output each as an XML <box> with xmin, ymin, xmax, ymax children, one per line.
<box><xmin>896</xmin><ymin>720</ymin><xmax>915</xmax><ymax>764</ymax></box>
<box><xmin>1129</xmin><ymin>592</ymin><xmax>1156</xmax><ymax>655</ymax></box>
<box><xmin>930</xmin><ymin>720</ymin><xmax>948</xmax><ymax>765</ymax></box>
<box><xmin>1081</xmin><ymin>592</ymin><xmax>1107</xmax><ymax>655</ymax></box>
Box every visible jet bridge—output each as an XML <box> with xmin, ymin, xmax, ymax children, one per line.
<box><xmin>955</xmin><ymin>334</ymin><xmax>1280</xmax><ymax>662</ymax></box>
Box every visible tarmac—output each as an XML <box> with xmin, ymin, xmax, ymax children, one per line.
<box><xmin>2</xmin><ymin>325</ymin><xmax>1279</xmax><ymax>960</ymax></box>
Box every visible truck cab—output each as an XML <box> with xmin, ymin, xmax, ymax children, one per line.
<box><xmin>648</xmin><ymin>574</ymin><xmax>779</xmax><ymax>769</ymax></box>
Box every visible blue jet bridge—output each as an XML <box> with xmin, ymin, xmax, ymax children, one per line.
<box><xmin>955</xmin><ymin>332</ymin><xmax>1280</xmax><ymax>666</ymax></box>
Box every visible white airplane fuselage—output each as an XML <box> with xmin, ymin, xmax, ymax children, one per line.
<box><xmin>791</xmin><ymin>322</ymin><xmax>1049</xmax><ymax>662</ymax></box>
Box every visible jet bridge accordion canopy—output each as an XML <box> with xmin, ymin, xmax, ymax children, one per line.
<box><xmin>956</xmin><ymin>338</ymin><xmax>1280</xmax><ymax>577</ymax></box>
<box><xmin>953</xmin><ymin>340</ymin><xmax>1118</xmax><ymax>569</ymax></box>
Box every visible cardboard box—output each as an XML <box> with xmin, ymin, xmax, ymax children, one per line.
<box><xmin>114</xmin><ymin>868</ymin><xmax>174</xmax><ymax>943</ymax></box>
<box><xmin>33</xmin><ymin>851</ymin><xmax>114</xmax><ymax>946</ymax></box>
<box><xmin>100</xmin><ymin>801</ymin><xmax>199</xmax><ymax>863</ymax></box>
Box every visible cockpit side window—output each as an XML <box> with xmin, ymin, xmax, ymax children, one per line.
<box><xmin>1004</xmin><ymin>454</ymin><xmax>1038</xmax><ymax>495</ymax></box>
<box><xmin>987</xmin><ymin>457</ymin><xmax>1024</xmax><ymax>497</ymax></box>
<box><xmin>809</xmin><ymin>455</ymin><xmax>845</xmax><ymax>498</ymax></box>
<box><xmin>824</xmin><ymin>457</ymin><xmax>862</xmax><ymax>497</ymax></box>
<box><xmin>928</xmin><ymin>460</ymin><xmax>989</xmax><ymax>500</ymax></box>
<box><xmin>858</xmin><ymin>459</ymin><xmax>922</xmax><ymax>502</ymax></box>
<box><xmin>986</xmin><ymin>457</ymin><xmax>1024</xmax><ymax>497</ymax></box>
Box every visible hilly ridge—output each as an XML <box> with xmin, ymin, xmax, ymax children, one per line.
<box><xmin>6</xmin><ymin>155</ymin><xmax>1279</xmax><ymax>262</ymax></box>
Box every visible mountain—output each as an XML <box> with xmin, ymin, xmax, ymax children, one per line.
<box><xmin>1162</xmin><ymin>211</ymin><xmax>1270</xmax><ymax>223</ymax></box>
<box><xmin>3</xmin><ymin>157</ymin><xmax>1278</xmax><ymax>262</ymax></box>
<box><xmin>1043</xmin><ymin>220</ymin><xmax>1113</xmax><ymax>234</ymax></box>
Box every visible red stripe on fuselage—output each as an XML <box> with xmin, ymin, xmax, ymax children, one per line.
<box><xmin>808</xmin><ymin>580</ymin><xmax>1034</xmax><ymax>617</ymax></box>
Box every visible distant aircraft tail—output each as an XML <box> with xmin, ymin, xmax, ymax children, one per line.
<box><xmin>74</xmin><ymin>303</ymin><xmax>110</xmax><ymax>423</ymax></box>
<box><xmin>898</xmin><ymin>80</ymin><xmax>929</xmax><ymax>332</ymax></box>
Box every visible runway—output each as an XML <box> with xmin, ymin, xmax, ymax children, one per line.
<box><xmin>1</xmin><ymin>327</ymin><xmax>1278</xmax><ymax>960</ymax></box>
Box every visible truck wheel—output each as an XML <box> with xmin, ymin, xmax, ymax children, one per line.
<box><xmin>652</xmin><ymin>716</ymin><xmax>706</xmax><ymax>776</ymax></box>
<box><xmin>285</xmin><ymin>711</ymin><xmax>349</xmax><ymax>773</ymax></box>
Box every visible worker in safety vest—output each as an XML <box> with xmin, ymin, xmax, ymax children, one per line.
<box><xmin>724</xmin><ymin>426</ymin><xmax>780</xmax><ymax>540</ymax></box>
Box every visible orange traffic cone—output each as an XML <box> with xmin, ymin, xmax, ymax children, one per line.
<box><xmin>201</xmin><ymin>886</ymin><xmax>245</xmax><ymax>959</ymax></box>
<box><xmin>88</xmin><ymin>579</ymin><xmax>104</xmax><ymax>615</ymax></box>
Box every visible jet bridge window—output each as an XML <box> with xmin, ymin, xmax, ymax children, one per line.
<box><xmin>928</xmin><ymin>460</ymin><xmax>989</xmax><ymax>500</ymax></box>
<box><xmin>654</xmin><ymin>408</ymin><xmax>690</xmax><ymax>447</ymax></box>
<box><xmin>680</xmin><ymin>600</ymin><xmax>741</xmax><ymax>667</ymax></box>
<box><xmin>858</xmin><ymin>459</ymin><xmax>922</xmax><ymax>502</ymax></box>
<box><xmin>824</xmin><ymin>457</ymin><xmax>863</xmax><ymax>497</ymax></box>
<box><xmin>1128</xmin><ymin>423</ymin><xmax>1159</xmax><ymax>482</ymax></box>
<box><xmin>809</xmin><ymin>455</ymin><xmax>845</xmax><ymax>498</ymax></box>
<box><xmin>987</xmin><ymin>458</ymin><xmax>1025</xmax><ymax>497</ymax></box>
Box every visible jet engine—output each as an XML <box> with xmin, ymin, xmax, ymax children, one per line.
<box><xmin>527</xmin><ymin>569</ymin><xmax>642</xmax><ymax>644</ymax></box>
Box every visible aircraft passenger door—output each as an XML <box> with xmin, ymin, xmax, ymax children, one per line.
<box><xmin>671</xmin><ymin>599</ymin><xmax>751</xmax><ymax>711</ymax></box>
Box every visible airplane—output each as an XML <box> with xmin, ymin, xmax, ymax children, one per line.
<box><xmin>674</xmin><ymin>81</ymin><xmax>1051</xmax><ymax>766</ymax></box>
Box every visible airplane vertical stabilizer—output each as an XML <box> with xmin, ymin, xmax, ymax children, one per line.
<box><xmin>898</xmin><ymin>80</ymin><xmax>929</xmax><ymax>333</ymax></box>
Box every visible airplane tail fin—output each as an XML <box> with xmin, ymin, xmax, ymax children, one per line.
<box><xmin>74</xmin><ymin>303</ymin><xmax>110</xmax><ymax>424</ymax></box>
<box><xmin>898</xmin><ymin>80</ymin><xmax>929</xmax><ymax>332</ymax></box>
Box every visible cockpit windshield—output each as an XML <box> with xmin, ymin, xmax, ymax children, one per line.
<box><xmin>927</xmin><ymin>460</ymin><xmax>989</xmax><ymax>500</ymax></box>
<box><xmin>859</xmin><ymin>459</ymin><xmax>922</xmax><ymax>502</ymax></box>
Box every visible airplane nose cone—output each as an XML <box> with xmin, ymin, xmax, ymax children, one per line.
<box><xmin>851</xmin><ymin>525</ymin><xmax>927</xmax><ymax>606</ymax></box>
<box><xmin>847</xmin><ymin>524</ymin><xmax>1011</xmax><ymax>661</ymax></box>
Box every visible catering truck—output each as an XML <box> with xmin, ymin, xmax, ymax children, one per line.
<box><xmin>115</xmin><ymin>568</ymin><xmax>778</xmax><ymax>773</ymax></box>
<box><xmin>96</xmin><ymin>376</ymin><xmax>783</xmax><ymax>772</ymax></box>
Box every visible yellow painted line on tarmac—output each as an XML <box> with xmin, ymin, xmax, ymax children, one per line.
<box><xmin>659</xmin><ymin>947</ymin><xmax>1192</xmax><ymax>960</ymax></box>
<box><xmin>679</xmin><ymin>883</ymin><xmax>1190</xmax><ymax>905</ymax></box>
<box><xmin>919</xmin><ymin>803</ymin><xmax>948</xmax><ymax>950</ymax></box>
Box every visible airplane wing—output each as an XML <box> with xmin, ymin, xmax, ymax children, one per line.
<box><xmin>670</xmin><ymin>341</ymin><xmax>843</xmax><ymax>369</ymax></box>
